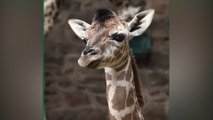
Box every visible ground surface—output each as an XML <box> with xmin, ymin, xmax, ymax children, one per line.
<box><xmin>45</xmin><ymin>0</ymin><xmax>169</xmax><ymax>120</ymax></box>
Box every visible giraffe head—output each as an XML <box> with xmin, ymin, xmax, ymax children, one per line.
<box><xmin>68</xmin><ymin>9</ymin><xmax>154</xmax><ymax>69</ymax></box>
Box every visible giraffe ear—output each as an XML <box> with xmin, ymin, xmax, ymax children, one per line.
<box><xmin>127</xmin><ymin>9</ymin><xmax>155</xmax><ymax>37</ymax></box>
<box><xmin>68</xmin><ymin>19</ymin><xmax>90</xmax><ymax>39</ymax></box>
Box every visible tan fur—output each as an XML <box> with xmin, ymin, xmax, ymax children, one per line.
<box><xmin>106</xmin><ymin>73</ymin><xmax>112</xmax><ymax>80</ymax></box>
<box><xmin>117</xmin><ymin>71</ymin><xmax>126</xmax><ymax>80</ymax></box>
<box><xmin>133</xmin><ymin>108</ymin><xmax>140</xmax><ymax>120</ymax></box>
<box><xmin>105</xmin><ymin>56</ymin><xmax>144</xmax><ymax>120</ymax></box>
<box><xmin>130</xmin><ymin>53</ymin><xmax>145</xmax><ymax>108</ymax></box>
<box><xmin>44</xmin><ymin>0</ymin><xmax>58</xmax><ymax>36</ymax></box>
<box><xmin>106</xmin><ymin>85</ymin><xmax>111</xmax><ymax>101</ymax></box>
<box><xmin>112</xmin><ymin>86</ymin><xmax>127</xmax><ymax>111</ymax></box>
<box><xmin>126</xmin><ymin>88</ymin><xmax>135</xmax><ymax>107</ymax></box>
<box><xmin>109</xmin><ymin>112</ymin><xmax>117</xmax><ymax>120</ymax></box>
<box><xmin>122</xmin><ymin>113</ymin><xmax>132</xmax><ymax>120</ymax></box>
<box><xmin>125</xmin><ymin>63</ymin><xmax>132</xmax><ymax>81</ymax></box>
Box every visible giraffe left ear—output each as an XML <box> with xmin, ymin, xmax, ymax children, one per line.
<box><xmin>127</xmin><ymin>9</ymin><xmax>155</xmax><ymax>37</ymax></box>
<box><xmin>68</xmin><ymin>19</ymin><xmax>90</xmax><ymax>39</ymax></box>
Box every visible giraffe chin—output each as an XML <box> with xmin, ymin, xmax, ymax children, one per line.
<box><xmin>78</xmin><ymin>55</ymin><xmax>103</xmax><ymax>68</ymax></box>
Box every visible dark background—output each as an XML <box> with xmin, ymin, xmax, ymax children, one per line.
<box><xmin>44</xmin><ymin>0</ymin><xmax>168</xmax><ymax>120</ymax></box>
<box><xmin>0</xmin><ymin>0</ymin><xmax>213</xmax><ymax>120</ymax></box>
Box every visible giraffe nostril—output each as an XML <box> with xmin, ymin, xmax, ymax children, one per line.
<box><xmin>83</xmin><ymin>48</ymin><xmax>97</xmax><ymax>55</ymax></box>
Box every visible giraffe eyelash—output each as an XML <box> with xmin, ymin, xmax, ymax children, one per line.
<box><xmin>81</xmin><ymin>38</ymin><xmax>88</xmax><ymax>44</ymax></box>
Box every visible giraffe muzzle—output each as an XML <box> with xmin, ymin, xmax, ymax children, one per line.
<box><xmin>78</xmin><ymin>53</ymin><xmax>103</xmax><ymax>68</ymax></box>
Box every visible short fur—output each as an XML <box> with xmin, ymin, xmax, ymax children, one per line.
<box><xmin>93</xmin><ymin>9</ymin><xmax>115</xmax><ymax>23</ymax></box>
<box><xmin>130</xmin><ymin>52</ymin><xmax>145</xmax><ymax>108</ymax></box>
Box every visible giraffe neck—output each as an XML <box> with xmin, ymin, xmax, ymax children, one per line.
<box><xmin>104</xmin><ymin>56</ymin><xmax>144</xmax><ymax>120</ymax></box>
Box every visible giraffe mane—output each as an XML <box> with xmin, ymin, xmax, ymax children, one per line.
<box><xmin>130</xmin><ymin>51</ymin><xmax>145</xmax><ymax>108</ymax></box>
<box><xmin>93</xmin><ymin>9</ymin><xmax>115</xmax><ymax>23</ymax></box>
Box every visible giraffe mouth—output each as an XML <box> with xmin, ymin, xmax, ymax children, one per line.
<box><xmin>87</xmin><ymin>59</ymin><xmax>101</xmax><ymax>68</ymax></box>
<box><xmin>78</xmin><ymin>55</ymin><xmax>103</xmax><ymax>68</ymax></box>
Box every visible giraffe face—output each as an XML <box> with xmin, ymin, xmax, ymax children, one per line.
<box><xmin>68</xmin><ymin>9</ymin><xmax>155</xmax><ymax>69</ymax></box>
<box><xmin>78</xmin><ymin>22</ymin><xmax>129</xmax><ymax>69</ymax></box>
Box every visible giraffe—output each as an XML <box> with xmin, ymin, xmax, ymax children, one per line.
<box><xmin>44</xmin><ymin>0</ymin><xmax>58</xmax><ymax>36</ymax></box>
<box><xmin>68</xmin><ymin>9</ymin><xmax>154</xmax><ymax>120</ymax></box>
<box><xmin>44</xmin><ymin>0</ymin><xmax>64</xmax><ymax>37</ymax></box>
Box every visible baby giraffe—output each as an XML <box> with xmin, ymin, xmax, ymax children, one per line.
<box><xmin>68</xmin><ymin>9</ymin><xmax>154</xmax><ymax>120</ymax></box>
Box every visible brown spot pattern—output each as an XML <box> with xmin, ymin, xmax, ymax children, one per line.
<box><xmin>114</xmin><ymin>49</ymin><xmax>120</xmax><ymax>56</ymax></box>
<box><xmin>126</xmin><ymin>88</ymin><xmax>135</xmax><ymax>107</ymax></box>
<box><xmin>125</xmin><ymin>65</ymin><xmax>132</xmax><ymax>81</ymax></box>
<box><xmin>115</xmin><ymin>58</ymin><xmax>128</xmax><ymax>72</ymax></box>
<box><xmin>117</xmin><ymin>71</ymin><xmax>125</xmax><ymax>80</ymax></box>
<box><xmin>112</xmin><ymin>86</ymin><xmax>126</xmax><ymax>111</ymax></box>
<box><xmin>133</xmin><ymin>108</ymin><xmax>140</xmax><ymax>120</ymax></box>
<box><xmin>106</xmin><ymin>73</ymin><xmax>112</xmax><ymax>80</ymax></box>
<box><xmin>122</xmin><ymin>113</ymin><xmax>132</xmax><ymax>120</ymax></box>
<box><xmin>109</xmin><ymin>112</ymin><xmax>116</xmax><ymax>120</ymax></box>
<box><xmin>130</xmin><ymin>54</ymin><xmax>145</xmax><ymax>108</ymax></box>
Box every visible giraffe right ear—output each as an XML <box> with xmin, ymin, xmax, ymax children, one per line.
<box><xmin>68</xmin><ymin>19</ymin><xmax>90</xmax><ymax>39</ymax></box>
<box><xmin>127</xmin><ymin>9</ymin><xmax>155</xmax><ymax>37</ymax></box>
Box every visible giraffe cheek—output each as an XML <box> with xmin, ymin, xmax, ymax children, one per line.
<box><xmin>101</xmin><ymin>57</ymin><xmax>110</xmax><ymax>65</ymax></box>
<box><xmin>114</xmin><ymin>49</ymin><xmax>120</xmax><ymax>56</ymax></box>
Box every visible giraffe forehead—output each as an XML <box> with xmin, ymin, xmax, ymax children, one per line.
<box><xmin>86</xmin><ymin>24</ymin><xmax>127</xmax><ymax>41</ymax></box>
<box><xmin>86</xmin><ymin>27</ymin><xmax>110</xmax><ymax>39</ymax></box>
<box><xmin>89</xmin><ymin>15</ymin><xmax>124</xmax><ymax>34</ymax></box>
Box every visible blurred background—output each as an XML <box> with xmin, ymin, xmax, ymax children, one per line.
<box><xmin>44</xmin><ymin>0</ymin><xmax>169</xmax><ymax>120</ymax></box>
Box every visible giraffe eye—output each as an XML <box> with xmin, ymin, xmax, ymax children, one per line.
<box><xmin>111</xmin><ymin>33</ymin><xmax>125</xmax><ymax>42</ymax></box>
<box><xmin>81</xmin><ymin>38</ymin><xmax>87</xmax><ymax>44</ymax></box>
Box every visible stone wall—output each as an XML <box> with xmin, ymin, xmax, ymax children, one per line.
<box><xmin>45</xmin><ymin>0</ymin><xmax>169</xmax><ymax>120</ymax></box>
